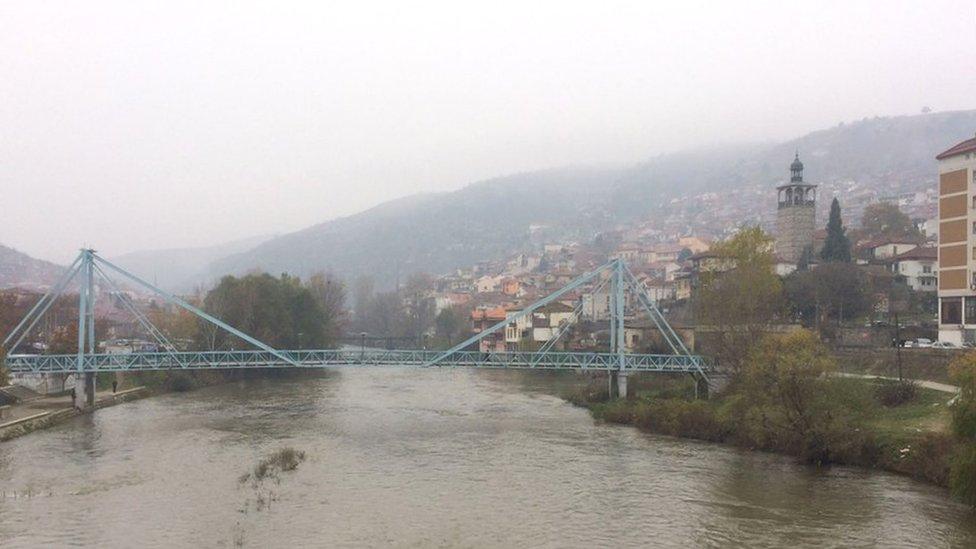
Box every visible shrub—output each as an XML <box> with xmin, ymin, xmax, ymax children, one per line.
<box><xmin>874</xmin><ymin>380</ymin><xmax>918</xmax><ymax>407</ymax></box>
<box><xmin>631</xmin><ymin>399</ymin><xmax>729</xmax><ymax>442</ymax></box>
<box><xmin>949</xmin><ymin>352</ymin><xmax>976</xmax><ymax>506</ymax></box>
<box><xmin>950</xmin><ymin>444</ymin><xmax>976</xmax><ymax>506</ymax></box>
<box><xmin>0</xmin><ymin>346</ymin><xmax>8</xmax><ymax>387</ymax></box>
<box><xmin>240</xmin><ymin>447</ymin><xmax>307</xmax><ymax>485</ymax></box>
<box><xmin>562</xmin><ymin>377</ymin><xmax>610</xmax><ymax>407</ymax></box>
<box><xmin>595</xmin><ymin>399</ymin><xmax>634</xmax><ymax>424</ymax></box>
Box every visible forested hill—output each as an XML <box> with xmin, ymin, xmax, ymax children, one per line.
<box><xmin>201</xmin><ymin>109</ymin><xmax>976</xmax><ymax>288</ymax></box>
<box><xmin>0</xmin><ymin>244</ymin><xmax>64</xmax><ymax>290</ymax></box>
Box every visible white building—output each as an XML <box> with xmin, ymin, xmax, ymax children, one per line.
<box><xmin>890</xmin><ymin>247</ymin><xmax>937</xmax><ymax>292</ymax></box>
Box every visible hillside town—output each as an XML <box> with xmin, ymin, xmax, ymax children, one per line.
<box><xmin>353</xmin><ymin>151</ymin><xmax>942</xmax><ymax>354</ymax></box>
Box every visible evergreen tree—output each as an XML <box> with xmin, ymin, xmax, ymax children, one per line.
<box><xmin>820</xmin><ymin>198</ymin><xmax>852</xmax><ymax>263</ymax></box>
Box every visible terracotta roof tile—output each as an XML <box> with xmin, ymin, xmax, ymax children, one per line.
<box><xmin>936</xmin><ymin>135</ymin><xmax>976</xmax><ymax>160</ymax></box>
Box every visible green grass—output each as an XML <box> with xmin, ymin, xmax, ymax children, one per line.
<box><xmin>865</xmin><ymin>384</ymin><xmax>952</xmax><ymax>446</ymax></box>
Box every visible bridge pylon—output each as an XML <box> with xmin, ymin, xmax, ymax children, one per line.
<box><xmin>425</xmin><ymin>258</ymin><xmax>705</xmax><ymax>397</ymax></box>
<box><xmin>2</xmin><ymin>248</ymin><xmax>296</xmax><ymax>409</ymax></box>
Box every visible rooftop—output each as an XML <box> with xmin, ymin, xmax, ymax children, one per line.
<box><xmin>893</xmin><ymin>246</ymin><xmax>937</xmax><ymax>261</ymax></box>
<box><xmin>936</xmin><ymin>133</ymin><xmax>976</xmax><ymax>160</ymax></box>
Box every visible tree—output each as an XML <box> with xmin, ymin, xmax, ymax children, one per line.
<box><xmin>860</xmin><ymin>202</ymin><xmax>923</xmax><ymax>241</ymax></box>
<box><xmin>737</xmin><ymin>330</ymin><xmax>867</xmax><ymax>464</ymax></box>
<box><xmin>200</xmin><ymin>273</ymin><xmax>336</xmax><ymax>350</ymax></box>
<box><xmin>695</xmin><ymin>227</ymin><xmax>784</xmax><ymax>372</ymax></box>
<box><xmin>307</xmin><ymin>272</ymin><xmax>348</xmax><ymax>345</ymax></box>
<box><xmin>351</xmin><ymin>275</ymin><xmax>374</xmax><ymax>332</ymax></box>
<box><xmin>365</xmin><ymin>292</ymin><xmax>402</xmax><ymax>339</ymax></box>
<box><xmin>784</xmin><ymin>263</ymin><xmax>872</xmax><ymax>330</ymax></box>
<box><xmin>820</xmin><ymin>198</ymin><xmax>852</xmax><ymax>262</ymax></box>
<box><xmin>949</xmin><ymin>353</ymin><xmax>976</xmax><ymax>507</ymax></box>
<box><xmin>435</xmin><ymin>307</ymin><xmax>463</xmax><ymax>346</ymax></box>
<box><xmin>400</xmin><ymin>273</ymin><xmax>436</xmax><ymax>341</ymax></box>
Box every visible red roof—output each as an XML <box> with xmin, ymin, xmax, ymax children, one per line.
<box><xmin>893</xmin><ymin>246</ymin><xmax>937</xmax><ymax>261</ymax></box>
<box><xmin>936</xmin><ymin>134</ymin><xmax>976</xmax><ymax>160</ymax></box>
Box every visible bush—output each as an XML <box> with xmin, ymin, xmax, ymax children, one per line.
<box><xmin>950</xmin><ymin>443</ymin><xmax>976</xmax><ymax>506</ymax></box>
<box><xmin>632</xmin><ymin>399</ymin><xmax>729</xmax><ymax>442</ymax></box>
<box><xmin>595</xmin><ymin>399</ymin><xmax>634</xmax><ymax>424</ymax></box>
<box><xmin>949</xmin><ymin>352</ymin><xmax>976</xmax><ymax>506</ymax></box>
<box><xmin>874</xmin><ymin>380</ymin><xmax>918</xmax><ymax>407</ymax></box>
<box><xmin>0</xmin><ymin>346</ymin><xmax>8</xmax><ymax>387</ymax></box>
<box><xmin>240</xmin><ymin>447</ymin><xmax>307</xmax><ymax>485</ymax></box>
<box><xmin>562</xmin><ymin>377</ymin><xmax>610</xmax><ymax>407</ymax></box>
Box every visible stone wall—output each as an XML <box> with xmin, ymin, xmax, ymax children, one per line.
<box><xmin>775</xmin><ymin>204</ymin><xmax>816</xmax><ymax>263</ymax></box>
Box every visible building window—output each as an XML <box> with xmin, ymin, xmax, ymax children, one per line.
<box><xmin>967</xmin><ymin>297</ymin><xmax>976</xmax><ymax>325</ymax></box>
<box><xmin>943</xmin><ymin>297</ymin><xmax>963</xmax><ymax>325</ymax></box>
<box><xmin>923</xmin><ymin>265</ymin><xmax>932</xmax><ymax>274</ymax></box>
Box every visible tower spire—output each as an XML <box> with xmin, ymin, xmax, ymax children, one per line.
<box><xmin>790</xmin><ymin>151</ymin><xmax>804</xmax><ymax>183</ymax></box>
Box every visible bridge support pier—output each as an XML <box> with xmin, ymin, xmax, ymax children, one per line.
<box><xmin>73</xmin><ymin>373</ymin><xmax>95</xmax><ymax>410</ymax></box>
<box><xmin>609</xmin><ymin>371</ymin><xmax>629</xmax><ymax>399</ymax></box>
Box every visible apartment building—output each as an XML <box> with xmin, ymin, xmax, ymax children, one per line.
<box><xmin>937</xmin><ymin>133</ymin><xmax>976</xmax><ymax>344</ymax></box>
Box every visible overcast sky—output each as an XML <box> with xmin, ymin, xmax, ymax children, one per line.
<box><xmin>2</xmin><ymin>1</ymin><xmax>974</xmax><ymax>262</ymax></box>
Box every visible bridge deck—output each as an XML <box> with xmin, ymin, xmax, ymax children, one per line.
<box><xmin>5</xmin><ymin>349</ymin><xmax>710</xmax><ymax>374</ymax></box>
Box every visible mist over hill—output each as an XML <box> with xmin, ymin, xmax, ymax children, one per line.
<box><xmin>109</xmin><ymin>234</ymin><xmax>274</xmax><ymax>292</ymax></box>
<box><xmin>0</xmin><ymin>244</ymin><xmax>64</xmax><ymax>290</ymax></box>
<box><xmin>203</xmin><ymin>110</ymin><xmax>975</xmax><ymax>289</ymax></box>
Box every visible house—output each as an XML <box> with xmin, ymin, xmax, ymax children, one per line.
<box><xmin>651</xmin><ymin>244</ymin><xmax>684</xmax><ymax>263</ymax></box>
<box><xmin>642</xmin><ymin>277</ymin><xmax>676</xmax><ymax>302</ymax></box>
<box><xmin>610</xmin><ymin>244</ymin><xmax>641</xmax><ymax>263</ymax></box>
<box><xmin>470</xmin><ymin>306</ymin><xmax>508</xmax><ymax>352</ymax></box>
<box><xmin>500</xmin><ymin>277</ymin><xmax>521</xmax><ymax>296</ymax></box>
<box><xmin>475</xmin><ymin>275</ymin><xmax>502</xmax><ymax>293</ymax></box>
<box><xmin>890</xmin><ymin>246</ymin><xmax>937</xmax><ymax>292</ymax></box>
<box><xmin>862</xmin><ymin>239</ymin><xmax>919</xmax><ymax>260</ymax></box>
<box><xmin>530</xmin><ymin>302</ymin><xmax>577</xmax><ymax>342</ymax></box>
<box><xmin>774</xmin><ymin>259</ymin><xmax>798</xmax><ymax>277</ymax></box>
<box><xmin>673</xmin><ymin>270</ymin><xmax>693</xmax><ymax>301</ymax></box>
<box><xmin>432</xmin><ymin>292</ymin><xmax>471</xmax><ymax>314</ymax></box>
<box><xmin>678</xmin><ymin>236</ymin><xmax>710</xmax><ymax>254</ymax></box>
<box><xmin>582</xmin><ymin>282</ymin><xmax>612</xmax><ymax>321</ymax></box>
<box><xmin>688</xmin><ymin>251</ymin><xmax>732</xmax><ymax>274</ymax></box>
<box><xmin>503</xmin><ymin>308</ymin><xmax>534</xmax><ymax>348</ymax></box>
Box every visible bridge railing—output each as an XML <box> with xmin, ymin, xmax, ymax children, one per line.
<box><xmin>4</xmin><ymin>349</ymin><xmax>711</xmax><ymax>374</ymax></box>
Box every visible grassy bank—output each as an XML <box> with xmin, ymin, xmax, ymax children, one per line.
<box><xmin>564</xmin><ymin>372</ymin><xmax>955</xmax><ymax>488</ymax></box>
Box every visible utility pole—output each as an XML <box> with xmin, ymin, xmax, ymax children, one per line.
<box><xmin>894</xmin><ymin>311</ymin><xmax>903</xmax><ymax>381</ymax></box>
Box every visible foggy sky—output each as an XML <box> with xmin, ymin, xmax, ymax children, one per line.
<box><xmin>2</xmin><ymin>1</ymin><xmax>974</xmax><ymax>263</ymax></box>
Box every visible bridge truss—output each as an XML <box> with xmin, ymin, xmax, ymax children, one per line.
<box><xmin>2</xmin><ymin>250</ymin><xmax>708</xmax><ymax>402</ymax></box>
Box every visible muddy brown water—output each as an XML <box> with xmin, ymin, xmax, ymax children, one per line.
<box><xmin>1</xmin><ymin>368</ymin><xmax>974</xmax><ymax>547</ymax></box>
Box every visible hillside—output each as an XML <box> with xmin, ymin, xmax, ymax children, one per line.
<box><xmin>0</xmin><ymin>245</ymin><xmax>65</xmax><ymax>290</ymax></box>
<box><xmin>109</xmin><ymin>234</ymin><xmax>274</xmax><ymax>292</ymax></box>
<box><xmin>204</xmin><ymin>110</ymin><xmax>976</xmax><ymax>288</ymax></box>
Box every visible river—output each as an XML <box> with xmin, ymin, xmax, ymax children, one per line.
<box><xmin>1</xmin><ymin>368</ymin><xmax>974</xmax><ymax>547</ymax></box>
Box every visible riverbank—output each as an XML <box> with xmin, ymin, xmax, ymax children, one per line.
<box><xmin>562</xmin><ymin>373</ymin><xmax>957</xmax><ymax>489</ymax></box>
<box><xmin>0</xmin><ymin>386</ymin><xmax>149</xmax><ymax>442</ymax></box>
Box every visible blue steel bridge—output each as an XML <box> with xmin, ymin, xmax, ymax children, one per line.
<box><xmin>3</xmin><ymin>249</ymin><xmax>709</xmax><ymax>405</ymax></box>
<box><xmin>4</xmin><ymin>349</ymin><xmax>708</xmax><ymax>374</ymax></box>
